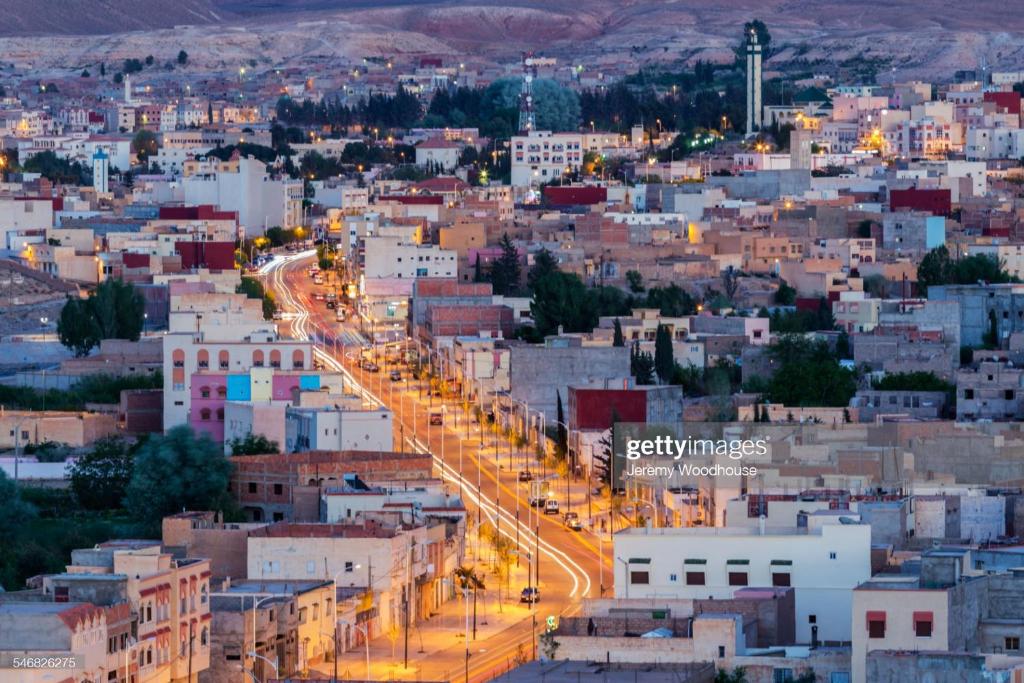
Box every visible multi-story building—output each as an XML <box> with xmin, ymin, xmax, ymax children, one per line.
<box><xmin>852</xmin><ymin>550</ymin><xmax>1024</xmax><ymax>683</ymax></box>
<box><xmin>163</xmin><ymin>331</ymin><xmax>315</xmax><ymax>432</ymax></box>
<box><xmin>956</xmin><ymin>360</ymin><xmax>1024</xmax><ymax>421</ymax></box>
<box><xmin>362</xmin><ymin>236</ymin><xmax>457</xmax><ymax>280</ymax></box>
<box><xmin>35</xmin><ymin>540</ymin><xmax>212</xmax><ymax>683</ymax></box>
<box><xmin>510</xmin><ymin>131</ymin><xmax>584</xmax><ymax>187</ymax></box>
<box><xmin>612</xmin><ymin>521</ymin><xmax>872</xmax><ymax>644</ymax></box>
<box><xmin>208</xmin><ymin>579</ymin><xmax>335</xmax><ymax>683</ymax></box>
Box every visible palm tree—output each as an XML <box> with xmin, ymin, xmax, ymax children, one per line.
<box><xmin>455</xmin><ymin>565</ymin><xmax>486</xmax><ymax>640</ymax></box>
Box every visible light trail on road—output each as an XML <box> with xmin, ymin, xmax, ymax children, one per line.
<box><xmin>262</xmin><ymin>252</ymin><xmax>594</xmax><ymax>602</ymax></box>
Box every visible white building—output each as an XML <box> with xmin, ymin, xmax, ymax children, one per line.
<box><xmin>510</xmin><ymin>130</ymin><xmax>584</xmax><ymax>187</ymax></box>
<box><xmin>285</xmin><ymin>405</ymin><xmax>393</xmax><ymax>452</ymax></box>
<box><xmin>362</xmin><ymin>236</ymin><xmax>457</xmax><ymax>280</ymax></box>
<box><xmin>612</xmin><ymin>522</ymin><xmax>872</xmax><ymax>644</ymax></box>
<box><xmin>182</xmin><ymin>156</ymin><xmax>303</xmax><ymax>236</ymax></box>
<box><xmin>415</xmin><ymin>138</ymin><xmax>462</xmax><ymax>172</ymax></box>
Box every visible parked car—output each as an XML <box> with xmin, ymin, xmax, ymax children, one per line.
<box><xmin>517</xmin><ymin>470</ymin><xmax>533</xmax><ymax>482</ymax></box>
<box><xmin>563</xmin><ymin>511</ymin><xmax>581</xmax><ymax>531</ymax></box>
<box><xmin>429</xmin><ymin>411</ymin><xmax>443</xmax><ymax>426</ymax></box>
<box><xmin>544</xmin><ymin>499</ymin><xmax>560</xmax><ymax>515</ymax></box>
<box><xmin>520</xmin><ymin>587</ymin><xmax>540</xmax><ymax>604</ymax></box>
<box><xmin>389</xmin><ymin>370</ymin><xmax>402</xmax><ymax>382</ymax></box>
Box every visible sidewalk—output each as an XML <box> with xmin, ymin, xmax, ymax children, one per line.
<box><xmin>312</xmin><ymin>524</ymin><xmax>542</xmax><ymax>682</ymax></box>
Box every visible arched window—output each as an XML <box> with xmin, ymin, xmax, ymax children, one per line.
<box><xmin>217</xmin><ymin>385</ymin><xmax>227</xmax><ymax>398</ymax></box>
<box><xmin>200</xmin><ymin>385</ymin><xmax>211</xmax><ymax>399</ymax></box>
<box><xmin>197</xmin><ymin>349</ymin><xmax>209</xmax><ymax>369</ymax></box>
<box><xmin>218</xmin><ymin>350</ymin><xmax>230</xmax><ymax>369</ymax></box>
<box><xmin>270</xmin><ymin>349</ymin><xmax>281</xmax><ymax>368</ymax></box>
<box><xmin>200</xmin><ymin>584</ymin><xmax>208</xmax><ymax>604</ymax></box>
<box><xmin>200</xmin><ymin>408</ymin><xmax>211</xmax><ymax>421</ymax></box>
<box><xmin>292</xmin><ymin>349</ymin><xmax>305</xmax><ymax>369</ymax></box>
<box><xmin>201</xmin><ymin>627</ymin><xmax>208</xmax><ymax>646</ymax></box>
<box><xmin>172</xmin><ymin>349</ymin><xmax>185</xmax><ymax>368</ymax></box>
<box><xmin>216</xmin><ymin>408</ymin><xmax>224</xmax><ymax>422</ymax></box>
<box><xmin>252</xmin><ymin>349</ymin><xmax>264</xmax><ymax>367</ymax></box>
<box><xmin>147</xmin><ymin>648</ymin><xmax>153</xmax><ymax>665</ymax></box>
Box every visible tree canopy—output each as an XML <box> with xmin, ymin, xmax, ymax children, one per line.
<box><xmin>753</xmin><ymin>336</ymin><xmax>857</xmax><ymax>407</ymax></box>
<box><xmin>917</xmin><ymin>245</ymin><xmax>1017</xmax><ymax>294</ymax></box>
<box><xmin>69</xmin><ymin>436</ymin><xmax>138</xmax><ymax>511</ymax></box>
<box><xmin>481</xmin><ymin>77</ymin><xmax>581</xmax><ymax>132</ymax></box>
<box><xmin>57</xmin><ymin>280</ymin><xmax>145</xmax><ymax>356</ymax></box>
<box><xmin>123</xmin><ymin>426</ymin><xmax>234</xmax><ymax>526</ymax></box>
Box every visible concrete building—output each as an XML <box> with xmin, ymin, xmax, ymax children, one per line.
<box><xmin>612</xmin><ymin>522</ymin><xmax>872</xmax><ymax>644</ymax></box>
<box><xmin>0</xmin><ymin>410</ymin><xmax>117</xmax><ymax>449</ymax></box>
<box><xmin>285</xmin><ymin>405</ymin><xmax>392</xmax><ymax>452</ymax></box>
<box><xmin>510</xmin><ymin>131</ymin><xmax>584</xmax><ymax>187</ymax></box>
<box><xmin>956</xmin><ymin>360</ymin><xmax>1024</xmax><ymax>421</ymax></box>
<box><xmin>834</xmin><ymin>291</ymin><xmax>881</xmax><ymax>334</ymax></box>
<box><xmin>852</xmin><ymin>550</ymin><xmax>1024</xmax><ymax>683</ymax></box>
<box><xmin>362</xmin><ymin>236</ymin><xmax>457</xmax><ymax>280</ymax></box>
<box><xmin>929</xmin><ymin>284</ymin><xmax>1024</xmax><ymax>348</ymax></box>
<box><xmin>851</xmin><ymin>390</ymin><xmax>947</xmax><ymax>421</ymax></box>
<box><xmin>208</xmin><ymin>579</ymin><xmax>334</xmax><ymax>683</ymax></box>
<box><xmin>881</xmin><ymin>211</ymin><xmax>945</xmax><ymax>254</ymax></box>
<box><xmin>508</xmin><ymin>337</ymin><xmax>632</xmax><ymax>422</ymax></box>
<box><xmin>181</xmin><ymin>156</ymin><xmax>302</xmax><ymax>236</ymax></box>
<box><xmin>0</xmin><ymin>603</ymin><xmax>111</xmax><ymax>683</ymax></box>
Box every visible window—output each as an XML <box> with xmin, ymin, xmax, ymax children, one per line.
<box><xmin>313</xmin><ymin>603</ymin><xmax>319</xmax><ymax>620</ymax></box>
<box><xmin>718</xmin><ymin>646</ymin><xmax>725</xmax><ymax>658</ymax></box>
<box><xmin>629</xmin><ymin>571</ymin><xmax>650</xmax><ymax>585</ymax></box>
<box><xmin>685</xmin><ymin>571</ymin><xmax>705</xmax><ymax>585</ymax></box>
<box><xmin>772</xmin><ymin>669</ymin><xmax>795</xmax><ymax>683</ymax></box>
<box><xmin>273</xmin><ymin>484</ymin><xmax>283</xmax><ymax>495</ymax></box>
<box><xmin>219</xmin><ymin>350</ymin><xmax>230</xmax><ymax>369</ymax></box>
<box><xmin>201</xmin><ymin>627</ymin><xmax>208</xmax><ymax>646</ymax></box>
<box><xmin>1007</xmin><ymin>390</ymin><xmax>1015</xmax><ymax>400</ymax></box>
<box><xmin>306</xmin><ymin>560</ymin><xmax>316</xmax><ymax>575</ymax></box>
<box><xmin>867</xmin><ymin>611</ymin><xmax>886</xmax><ymax>638</ymax></box>
<box><xmin>728</xmin><ymin>572</ymin><xmax>748</xmax><ymax>586</ymax></box>
<box><xmin>772</xmin><ymin>572</ymin><xmax>791</xmax><ymax>587</ymax></box>
<box><xmin>913</xmin><ymin>611</ymin><xmax>933</xmax><ymax>637</ymax></box>
<box><xmin>248</xmin><ymin>482</ymin><xmax>258</xmax><ymax>493</ymax></box>
<box><xmin>669</xmin><ymin>573</ymin><xmax>678</xmax><ymax>582</ymax></box>
<box><xmin>808</xmin><ymin>614</ymin><xmax>817</xmax><ymax>624</ymax></box>
<box><xmin>1006</xmin><ymin>637</ymin><xmax>1020</xmax><ymax>651</ymax></box>
<box><xmin>829</xmin><ymin>552</ymin><xmax>837</xmax><ymax>560</ymax></box>
<box><xmin>965</xmin><ymin>389</ymin><xmax>975</xmax><ymax>400</ymax></box>
<box><xmin>345</xmin><ymin>561</ymin><xmax>354</xmax><ymax>572</ymax></box>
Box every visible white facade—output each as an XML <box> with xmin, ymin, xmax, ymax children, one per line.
<box><xmin>182</xmin><ymin>156</ymin><xmax>303</xmax><ymax>236</ymax></box>
<box><xmin>362</xmin><ymin>236</ymin><xmax>457</xmax><ymax>279</ymax></box>
<box><xmin>613</xmin><ymin>522</ymin><xmax>872</xmax><ymax>644</ymax></box>
<box><xmin>285</xmin><ymin>406</ymin><xmax>393</xmax><ymax>452</ymax></box>
<box><xmin>510</xmin><ymin>131</ymin><xmax>584</xmax><ymax>187</ymax></box>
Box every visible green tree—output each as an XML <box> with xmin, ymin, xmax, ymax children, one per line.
<box><xmin>654</xmin><ymin>323</ymin><xmax>674</xmax><ymax>383</ymax></box>
<box><xmin>227</xmin><ymin>433</ymin><xmax>280</xmax><ymax>456</ymax></box>
<box><xmin>69</xmin><ymin>436</ymin><xmax>135</xmax><ymax>510</ymax></box>
<box><xmin>0</xmin><ymin>470</ymin><xmax>36</xmax><ymax>546</ymax></box>
<box><xmin>57</xmin><ymin>297</ymin><xmax>101</xmax><ymax>357</ymax></box>
<box><xmin>612</xmin><ymin>318</ymin><xmax>625</xmax><ymax>347</ymax></box>
<box><xmin>630</xmin><ymin>341</ymin><xmax>656</xmax><ymax>385</ymax></box>
<box><xmin>774</xmin><ymin>279</ymin><xmax>796</xmax><ymax>305</ymax></box>
<box><xmin>531</xmin><ymin>271</ymin><xmax>595</xmax><ymax>336</ymax></box>
<box><xmin>132</xmin><ymin>130</ymin><xmax>159</xmax><ymax>163</ymax></box>
<box><xmin>482</xmin><ymin>78</ymin><xmax>580</xmax><ymax>132</ymax></box>
<box><xmin>625</xmin><ymin>269</ymin><xmax>644</xmax><ymax>293</ymax></box>
<box><xmin>236</xmin><ymin>276</ymin><xmax>276</xmax><ymax>320</ymax></box>
<box><xmin>527</xmin><ymin>247</ymin><xmax>559</xmax><ymax>292</ymax></box>
<box><xmin>917</xmin><ymin>245</ymin><xmax>953</xmax><ymax>294</ymax></box>
<box><xmin>490</xmin><ymin>233</ymin><xmax>521</xmax><ymax>296</ymax></box>
<box><xmin>473</xmin><ymin>253</ymin><xmax>484</xmax><ymax>283</ymax></box>
<box><xmin>124</xmin><ymin>426</ymin><xmax>233</xmax><ymax>526</ymax></box>
<box><xmin>758</xmin><ymin>336</ymin><xmax>856</xmax><ymax>408</ymax></box>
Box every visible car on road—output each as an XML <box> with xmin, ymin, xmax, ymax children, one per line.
<box><xmin>517</xmin><ymin>470</ymin><xmax>533</xmax><ymax>482</ymax></box>
<box><xmin>429</xmin><ymin>411</ymin><xmax>443</xmax><ymax>426</ymax></box>
<box><xmin>272</xmin><ymin>310</ymin><xmax>283</xmax><ymax>320</ymax></box>
<box><xmin>519</xmin><ymin>587</ymin><xmax>540</xmax><ymax>604</ymax></box>
<box><xmin>361</xmin><ymin>360</ymin><xmax>379</xmax><ymax>372</ymax></box>
<box><xmin>335</xmin><ymin>310</ymin><xmax>346</xmax><ymax>322</ymax></box>
<box><xmin>563</xmin><ymin>511</ymin><xmax>581</xmax><ymax>531</ymax></box>
<box><xmin>326</xmin><ymin>300</ymin><xmax>336</xmax><ymax>309</ymax></box>
<box><xmin>389</xmin><ymin>370</ymin><xmax>402</xmax><ymax>382</ymax></box>
<box><xmin>313</xmin><ymin>293</ymin><xmax>325</xmax><ymax>301</ymax></box>
<box><xmin>544</xmin><ymin>499</ymin><xmax>560</xmax><ymax>515</ymax></box>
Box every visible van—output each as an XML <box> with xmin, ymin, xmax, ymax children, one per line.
<box><xmin>544</xmin><ymin>499</ymin><xmax>559</xmax><ymax>515</ymax></box>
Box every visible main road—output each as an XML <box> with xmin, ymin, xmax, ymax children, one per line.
<box><xmin>262</xmin><ymin>251</ymin><xmax>611</xmax><ymax>682</ymax></box>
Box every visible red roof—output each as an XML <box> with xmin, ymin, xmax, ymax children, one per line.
<box><xmin>380</xmin><ymin>195</ymin><xmax>444</xmax><ymax>205</ymax></box>
<box><xmin>414</xmin><ymin>176</ymin><xmax>469</xmax><ymax>193</ymax></box>
<box><xmin>159</xmin><ymin>205</ymin><xmax>238</xmax><ymax>222</ymax></box>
